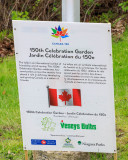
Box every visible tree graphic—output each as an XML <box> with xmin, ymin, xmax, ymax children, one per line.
<box><xmin>51</xmin><ymin>25</ymin><xmax>69</xmax><ymax>42</ymax></box>
<box><xmin>59</xmin><ymin>90</ymin><xmax>72</xmax><ymax>105</ymax></box>
<box><xmin>41</xmin><ymin>117</ymin><xmax>56</xmax><ymax>131</ymax></box>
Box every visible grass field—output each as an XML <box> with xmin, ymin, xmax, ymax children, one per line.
<box><xmin>0</xmin><ymin>30</ymin><xmax>128</xmax><ymax>160</ymax></box>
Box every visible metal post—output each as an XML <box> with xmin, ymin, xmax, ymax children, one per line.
<box><xmin>62</xmin><ymin>0</ymin><xmax>80</xmax><ymax>22</ymax></box>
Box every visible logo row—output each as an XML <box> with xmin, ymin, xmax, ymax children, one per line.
<box><xmin>31</xmin><ymin>138</ymin><xmax>105</xmax><ymax>148</ymax></box>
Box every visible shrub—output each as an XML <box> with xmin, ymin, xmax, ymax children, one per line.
<box><xmin>12</xmin><ymin>11</ymin><xmax>29</xmax><ymax>20</ymax></box>
<box><xmin>119</xmin><ymin>1</ymin><xmax>128</xmax><ymax>12</ymax></box>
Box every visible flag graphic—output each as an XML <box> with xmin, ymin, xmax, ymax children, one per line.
<box><xmin>48</xmin><ymin>88</ymin><xmax>81</xmax><ymax>107</ymax></box>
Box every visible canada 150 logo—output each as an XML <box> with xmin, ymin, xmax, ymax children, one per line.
<box><xmin>51</xmin><ymin>25</ymin><xmax>69</xmax><ymax>42</ymax></box>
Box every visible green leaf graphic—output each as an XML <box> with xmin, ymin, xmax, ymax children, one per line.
<box><xmin>51</xmin><ymin>28</ymin><xmax>57</xmax><ymax>34</ymax></box>
<box><xmin>51</xmin><ymin>35</ymin><xmax>59</xmax><ymax>38</ymax></box>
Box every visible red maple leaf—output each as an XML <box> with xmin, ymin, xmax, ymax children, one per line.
<box><xmin>59</xmin><ymin>90</ymin><xmax>72</xmax><ymax>105</ymax></box>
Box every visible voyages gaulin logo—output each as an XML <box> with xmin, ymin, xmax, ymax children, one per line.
<box><xmin>51</xmin><ymin>25</ymin><xmax>69</xmax><ymax>42</ymax></box>
<box><xmin>63</xmin><ymin>137</ymin><xmax>74</xmax><ymax>148</ymax></box>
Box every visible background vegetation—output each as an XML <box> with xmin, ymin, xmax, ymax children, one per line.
<box><xmin>0</xmin><ymin>0</ymin><xmax>128</xmax><ymax>160</ymax></box>
<box><xmin>0</xmin><ymin>0</ymin><xmax>128</xmax><ymax>31</ymax></box>
<box><xmin>0</xmin><ymin>0</ymin><xmax>128</xmax><ymax>43</ymax></box>
<box><xmin>0</xmin><ymin>0</ymin><xmax>127</xmax><ymax>44</ymax></box>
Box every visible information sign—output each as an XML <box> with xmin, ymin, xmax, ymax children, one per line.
<box><xmin>13</xmin><ymin>21</ymin><xmax>116</xmax><ymax>153</ymax></box>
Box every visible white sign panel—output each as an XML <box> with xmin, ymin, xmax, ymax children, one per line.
<box><xmin>13</xmin><ymin>20</ymin><xmax>116</xmax><ymax>153</ymax></box>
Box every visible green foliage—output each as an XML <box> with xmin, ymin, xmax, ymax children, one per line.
<box><xmin>89</xmin><ymin>0</ymin><xmax>94</xmax><ymax>3</ymax></box>
<box><xmin>0</xmin><ymin>30</ymin><xmax>13</xmax><ymax>41</ymax></box>
<box><xmin>83</xmin><ymin>0</ymin><xmax>101</xmax><ymax>18</ymax></box>
<box><xmin>33</xmin><ymin>0</ymin><xmax>41</xmax><ymax>10</ymax></box>
<box><xmin>52</xmin><ymin>1</ymin><xmax>58</xmax><ymax>12</ymax></box>
<box><xmin>112</xmin><ymin>17</ymin><xmax>122</xmax><ymax>28</ymax></box>
<box><xmin>92</xmin><ymin>10</ymin><xmax>116</xmax><ymax>23</ymax></box>
<box><xmin>0</xmin><ymin>30</ymin><xmax>8</xmax><ymax>41</ymax></box>
<box><xmin>7</xmin><ymin>31</ymin><xmax>13</xmax><ymax>40</ymax></box>
<box><xmin>83</xmin><ymin>0</ymin><xmax>94</xmax><ymax>6</ymax></box>
<box><xmin>119</xmin><ymin>1</ymin><xmax>128</xmax><ymax>12</ymax></box>
<box><xmin>53</xmin><ymin>7</ymin><xmax>57</xmax><ymax>12</ymax></box>
<box><xmin>100</xmin><ymin>11</ymin><xmax>114</xmax><ymax>22</ymax></box>
<box><xmin>12</xmin><ymin>11</ymin><xmax>29</xmax><ymax>20</ymax></box>
<box><xmin>35</xmin><ymin>0</ymin><xmax>41</xmax><ymax>7</ymax></box>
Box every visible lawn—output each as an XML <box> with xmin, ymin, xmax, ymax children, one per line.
<box><xmin>0</xmin><ymin>30</ymin><xmax>128</xmax><ymax>160</ymax></box>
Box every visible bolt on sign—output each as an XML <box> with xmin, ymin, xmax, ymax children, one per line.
<box><xmin>13</xmin><ymin>21</ymin><xmax>116</xmax><ymax>153</ymax></box>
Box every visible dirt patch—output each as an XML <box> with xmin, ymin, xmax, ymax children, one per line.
<box><xmin>0</xmin><ymin>37</ymin><xmax>14</xmax><ymax>62</ymax></box>
<box><xmin>112</xmin><ymin>20</ymin><xmax>126</xmax><ymax>39</ymax></box>
<box><xmin>33</xmin><ymin>151</ymin><xmax>90</xmax><ymax>160</ymax></box>
<box><xmin>2</xmin><ymin>125</ymin><xmax>15</xmax><ymax>131</ymax></box>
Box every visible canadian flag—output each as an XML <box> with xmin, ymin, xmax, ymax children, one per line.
<box><xmin>48</xmin><ymin>88</ymin><xmax>81</xmax><ymax>107</ymax></box>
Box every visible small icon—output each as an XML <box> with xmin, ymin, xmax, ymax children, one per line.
<box><xmin>78</xmin><ymin>141</ymin><xmax>82</xmax><ymax>145</ymax></box>
<box><xmin>65</xmin><ymin>137</ymin><xmax>71</xmax><ymax>144</ymax></box>
<box><xmin>41</xmin><ymin>140</ymin><xmax>46</xmax><ymax>145</ymax></box>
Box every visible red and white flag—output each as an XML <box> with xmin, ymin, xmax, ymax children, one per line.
<box><xmin>48</xmin><ymin>88</ymin><xmax>81</xmax><ymax>107</ymax></box>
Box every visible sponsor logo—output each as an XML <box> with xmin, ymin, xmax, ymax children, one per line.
<box><xmin>63</xmin><ymin>137</ymin><xmax>74</xmax><ymax>148</ymax></box>
<box><xmin>31</xmin><ymin>139</ymin><xmax>56</xmax><ymax>145</ymax></box>
<box><xmin>78</xmin><ymin>141</ymin><xmax>82</xmax><ymax>145</ymax></box>
<box><xmin>41</xmin><ymin>117</ymin><xmax>56</xmax><ymax>131</ymax></box>
<box><xmin>65</xmin><ymin>137</ymin><xmax>71</xmax><ymax>143</ymax></box>
<box><xmin>60</xmin><ymin>120</ymin><xmax>96</xmax><ymax>130</ymax></box>
<box><xmin>51</xmin><ymin>25</ymin><xmax>69</xmax><ymax>42</ymax></box>
<box><xmin>41</xmin><ymin>140</ymin><xmax>46</xmax><ymax>145</ymax></box>
<box><xmin>77</xmin><ymin>141</ymin><xmax>105</xmax><ymax>147</ymax></box>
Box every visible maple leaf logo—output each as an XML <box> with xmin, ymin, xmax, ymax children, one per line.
<box><xmin>59</xmin><ymin>90</ymin><xmax>72</xmax><ymax>105</ymax></box>
<box><xmin>51</xmin><ymin>25</ymin><xmax>69</xmax><ymax>42</ymax></box>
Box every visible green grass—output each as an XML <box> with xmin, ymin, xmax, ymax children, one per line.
<box><xmin>0</xmin><ymin>30</ymin><xmax>128</xmax><ymax>159</ymax></box>
<box><xmin>0</xmin><ymin>57</ymin><xmax>32</xmax><ymax>159</ymax></box>
<box><xmin>112</xmin><ymin>30</ymin><xmax>128</xmax><ymax>160</ymax></box>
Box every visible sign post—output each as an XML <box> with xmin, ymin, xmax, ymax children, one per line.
<box><xmin>62</xmin><ymin>0</ymin><xmax>80</xmax><ymax>22</ymax></box>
